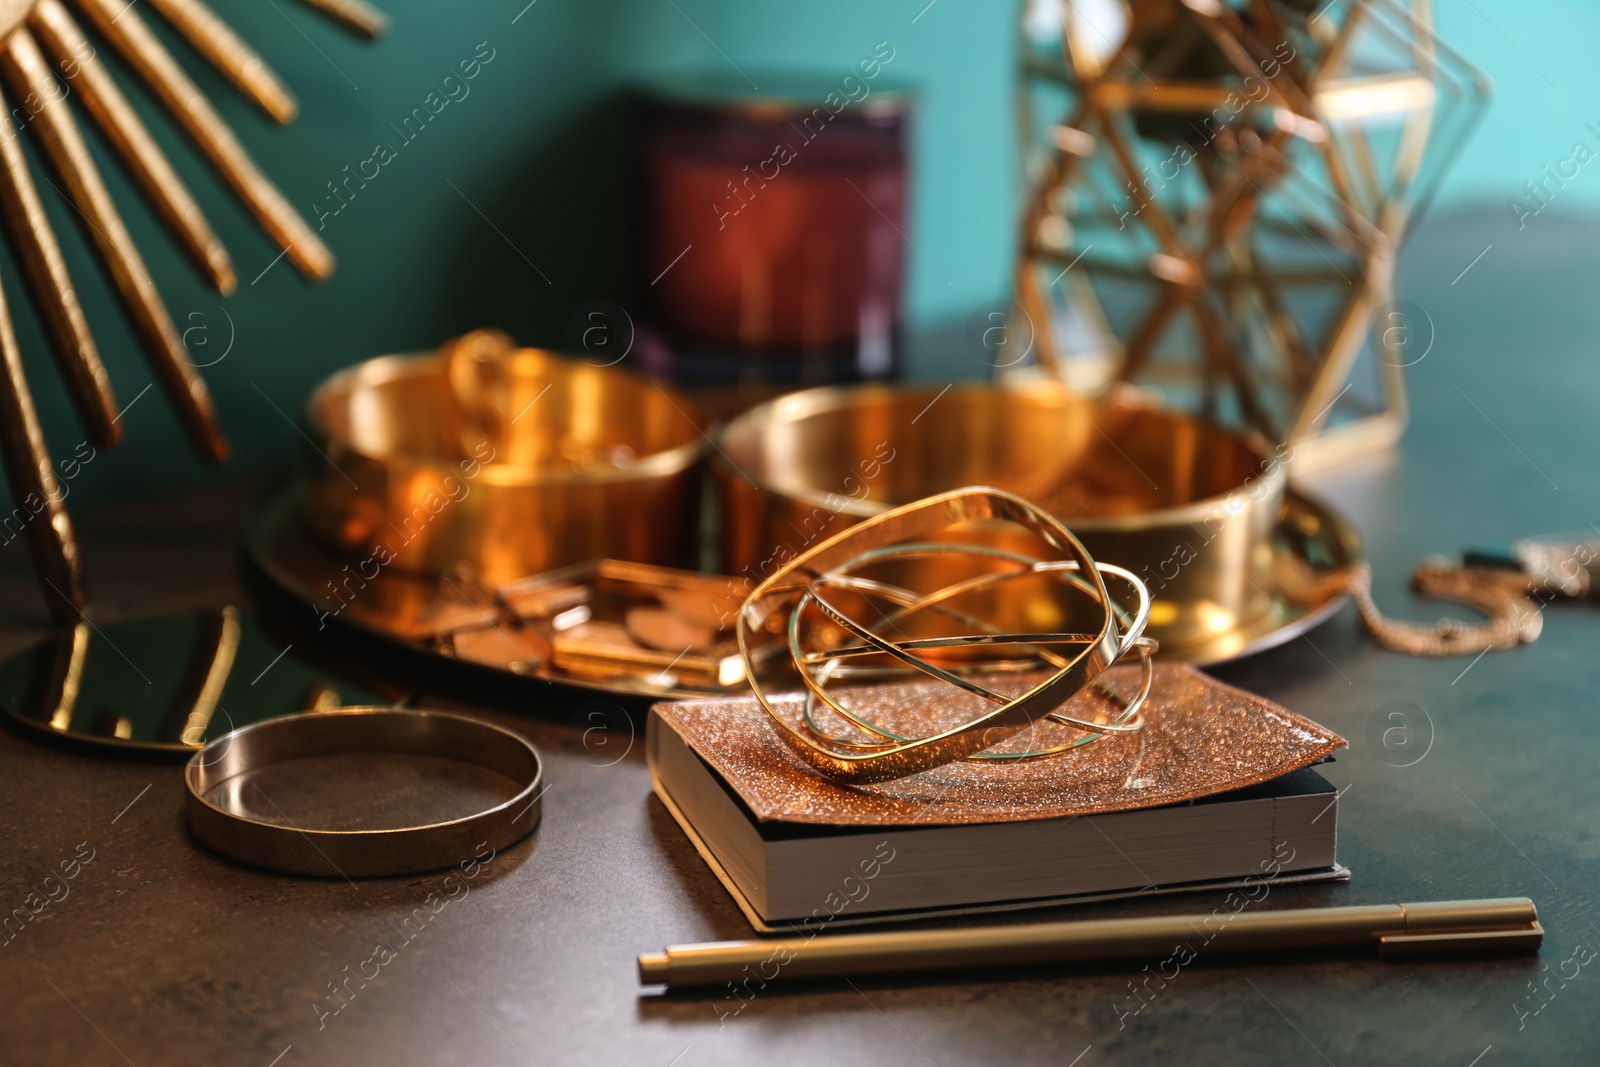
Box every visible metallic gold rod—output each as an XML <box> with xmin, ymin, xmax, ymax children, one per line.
<box><xmin>303</xmin><ymin>683</ymin><xmax>341</xmax><ymax>713</ymax></box>
<box><xmin>1291</xmin><ymin>275</ymin><xmax>1385</xmax><ymax>441</ymax></box>
<box><xmin>1027</xmin><ymin>247</ymin><xmax>1356</xmax><ymax>289</ymax></box>
<box><xmin>1236</xmin><ymin>243</ymin><xmax>1318</xmax><ymax>394</ymax></box>
<box><xmin>144</xmin><ymin>0</ymin><xmax>299</xmax><ymax>123</ymax></box>
<box><xmin>0</xmin><ymin>267</ymin><xmax>85</xmax><ymax>622</ymax></box>
<box><xmin>1334</xmin><ymin>126</ymin><xmax>1384</xmax><ymax>224</ymax></box>
<box><xmin>1098</xmin><ymin>110</ymin><xmax>1184</xmax><ymax>255</ymax></box>
<box><xmin>1317</xmin><ymin>0</ymin><xmax>1371</xmax><ymax>89</ymax></box>
<box><xmin>639</xmin><ymin>899</ymin><xmax>1542</xmax><ymax>988</ymax></box>
<box><xmin>0</xmin><ymin>27</ymin><xmax>229</xmax><ymax>463</ymax></box>
<box><xmin>71</xmin><ymin>0</ymin><xmax>335</xmax><ymax>280</ymax></box>
<box><xmin>1115</xmin><ymin>283</ymin><xmax>1183</xmax><ymax>384</ymax></box>
<box><xmin>1193</xmin><ymin>129</ymin><xmax>1294</xmax><ymax>266</ymax></box>
<box><xmin>1191</xmin><ymin>144</ymin><xmax>1298</xmax><ymax>434</ymax></box>
<box><xmin>1190</xmin><ymin>287</ymin><xmax>1277</xmax><ymax>439</ymax></box>
<box><xmin>1010</xmin><ymin>100</ymin><xmax>1091</xmax><ymax>377</ymax></box>
<box><xmin>47</xmin><ymin>622</ymin><xmax>91</xmax><ymax>731</ymax></box>
<box><xmin>1089</xmin><ymin>79</ymin><xmax>1403</xmax><ymax>121</ymax></box>
<box><xmin>293</xmin><ymin>0</ymin><xmax>388</xmax><ymax>40</ymax></box>
<box><xmin>0</xmin><ymin>83</ymin><xmax>119</xmax><ymax>448</ymax></box>
<box><xmin>179</xmin><ymin>604</ymin><xmax>240</xmax><ymax>746</ymax></box>
<box><xmin>31</xmin><ymin>0</ymin><xmax>237</xmax><ymax>295</ymax></box>
<box><xmin>1212</xmin><ymin>10</ymin><xmax>1374</xmax><ymax>255</ymax></box>
<box><xmin>1013</xmin><ymin>255</ymin><xmax>1061</xmax><ymax>374</ymax></box>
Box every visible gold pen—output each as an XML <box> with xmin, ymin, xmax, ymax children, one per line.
<box><xmin>638</xmin><ymin>898</ymin><xmax>1542</xmax><ymax>989</ymax></box>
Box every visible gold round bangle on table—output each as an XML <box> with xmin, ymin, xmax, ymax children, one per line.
<box><xmin>738</xmin><ymin>487</ymin><xmax>1155</xmax><ymax>784</ymax></box>
<box><xmin>717</xmin><ymin>381</ymin><xmax>1359</xmax><ymax>666</ymax></box>
<box><xmin>185</xmin><ymin>708</ymin><xmax>543</xmax><ymax>877</ymax></box>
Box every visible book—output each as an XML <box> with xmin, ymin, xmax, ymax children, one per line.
<box><xmin>647</xmin><ymin>665</ymin><xmax>1348</xmax><ymax>931</ymax></box>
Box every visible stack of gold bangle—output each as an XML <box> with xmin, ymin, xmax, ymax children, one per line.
<box><xmin>737</xmin><ymin>487</ymin><xmax>1155</xmax><ymax>784</ymax></box>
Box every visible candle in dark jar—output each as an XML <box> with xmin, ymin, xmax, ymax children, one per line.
<box><xmin>639</xmin><ymin>70</ymin><xmax>912</xmax><ymax>387</ymax></box>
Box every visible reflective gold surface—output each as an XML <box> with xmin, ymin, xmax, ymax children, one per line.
<box><xmin>715</xmin><ymin>383</ymin><xmax>1333</xmax><ymax>661</ymax></box>
<box><xmin>247</xmin><ymin>487</ymin><xmax>743</xmax><ymax>700</ymax></box>
<box><xmin>0</xmin><ymin>608</ymin><xmax>384</xmax><ymax>752</ymax></box>
<box><xmin>303</xmin><ymin>349</ymin><xmax>707</xmax><ymax>584</ymax></box>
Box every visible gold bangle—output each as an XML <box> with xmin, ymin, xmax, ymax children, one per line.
<box><xmin>185</xmin><ymin>707</ymin><xmax>542</xmax><ymax>877</ymax></box>
<box><xmin>736</xmin><ymin>487</ymin><xmax>1152</xmax><ymax>783</ymax></box>
<box><xmin>796</xmin><ymin>555</ymin><xmax>1155</xmax><ymax>759</ymax></box>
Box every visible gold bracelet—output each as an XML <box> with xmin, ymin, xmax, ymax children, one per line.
<box><xmin>185</xmin><ymin>708</ymin><xmax>542</xmax><ymax>876</ymax></box>
<box><xmin>736</xmin><ymin>487</ymin><xmax>1153</xmax><ymax>783</ymax></box>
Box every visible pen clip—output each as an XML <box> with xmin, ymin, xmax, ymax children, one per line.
<box><xmin>1377</xmin><ymin>921</ymin><xmax>1544</xmax><ymax>960</ymax></box>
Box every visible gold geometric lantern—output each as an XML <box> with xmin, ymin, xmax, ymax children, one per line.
<box><xmin>0</xmin><ymin>0</ymin><xmax>384</xmax><ymax>621</ymax></box>
<box><xmin>1013</xmin><ymin>0</ymin><xmax>1488</xmax><ymax>471</ymax></box>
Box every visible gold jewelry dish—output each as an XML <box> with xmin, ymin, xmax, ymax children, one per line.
<box><xmin>247</xmin><ymin>482</ymin><xmax>753</xmax><ymax>699</ymax></box>
<box><xmin>251</xmin><ymin>348</ymin><xmax>1362</xmax><ymax>698</ymax></box>
<box><xmin>717</xmin><ymin>382</ymin><xmax>1361</xmax><ymax>665</ymax></box>
<box><xmin>302</xmin><ymin>332</ymin><xmax>708</xmax><ymax>585</ymax></box>
<box><xmin>738</xmin><ymin>487</ymin><xmax>1155</xmax><ymax>784</ymax></box>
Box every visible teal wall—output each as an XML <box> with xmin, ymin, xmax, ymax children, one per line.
<box><xmin>7</xmin><ymin>0</ymin><xmax>1596</xmax><ymax>509</ymax></box>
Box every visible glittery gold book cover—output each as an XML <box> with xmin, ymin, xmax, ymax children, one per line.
<box><xmin>649</xmin><ymin>664</ymin><xmax>1346</xmax><ymax>826</ymax></box>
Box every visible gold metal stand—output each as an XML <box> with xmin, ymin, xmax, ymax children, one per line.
<box><xmin>1014</xmin><ymin>0</ymin><xmax>1488</xmax><ymax>468</ymax></box>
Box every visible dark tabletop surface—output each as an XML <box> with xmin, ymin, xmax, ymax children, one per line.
<box><xmin>3</xmin><ymin>208</ymin><xmax>1599</xmax><ymax>1066</ymax></box>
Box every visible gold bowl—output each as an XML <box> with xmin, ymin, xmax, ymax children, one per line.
<box><xmin>303</xmin><ymin>348</ymin><xmax>707</xmax><ymax>585</ymax></box>
<box><xmin>715</xmin><ymin>382</ymin><xmax>1295</xmax><ymax>659</ymax></box>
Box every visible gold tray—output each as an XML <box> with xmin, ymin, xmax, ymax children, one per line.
<box><xmin>244</xmin><ymin>484</ymin><xmax>733</xmax><ymax>701</ymax></box>
<box><xmin>243</xmin><ymin>480</ymin><xmax>1362</xmax><ymax>700</ymax></box>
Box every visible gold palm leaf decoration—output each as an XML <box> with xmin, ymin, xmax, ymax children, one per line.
<box><xmin>0</xmin><ymin>0</ymin><xmax>385</xmax><ymax>621</ymax></box>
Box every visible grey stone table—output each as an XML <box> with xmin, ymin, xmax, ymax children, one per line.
<box><xmin>3</xmin><ymin>209</ymin><xmax>1598</xmax><ymax>1065</ymax></box>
